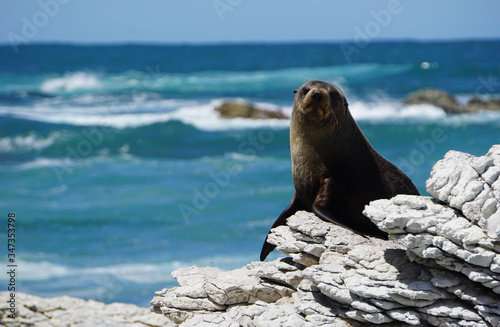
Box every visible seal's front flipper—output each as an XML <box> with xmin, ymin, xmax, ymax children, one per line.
<box><xmin>312</xmin><ymin>176</ymin><xmax>363</xmax><ymax>234</ymax></box>
<box><xmin>313</xmin><ymin>176</ymin><xmax>388</xmax><ymax>239</ymax></box>
<box><xmin>260</xmin><ymin>193</ymin><xmax>305</xmax><ymax>261</ymax></box>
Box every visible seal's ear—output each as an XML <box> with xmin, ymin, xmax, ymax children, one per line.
<box><xmin>293</xmin><ymin>89</ymin><xmax>298</xmax><ymax>94</ymax></box>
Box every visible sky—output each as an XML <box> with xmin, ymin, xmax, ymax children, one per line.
<box><xmin>1</xmin><ymin>0</ymin><xmax>499</xmax><ymax>45</ymax></box>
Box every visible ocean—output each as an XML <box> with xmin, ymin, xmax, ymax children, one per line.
<box><xmin>0</xmin><ymin>40</ymin><xmax>499</xmax><ymax>306</ymax></box>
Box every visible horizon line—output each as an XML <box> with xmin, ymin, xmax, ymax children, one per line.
<box><xmin>1</xmin><ymin>36</ymin><xmax>499</xmax><ymax>47</ymax></box>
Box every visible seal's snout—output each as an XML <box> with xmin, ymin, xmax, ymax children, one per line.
<box><xmin>312</xmin><ymin>90</ymin><xmax>322</xmax><ymax>100</ymax></box>
<box><xmin>305</xmin><ymin>88</ymin><xmax>326</xmax><ymax>103</ymax></box>
<box><xmin>296</xmin><ymin>87</ymin><xmax>330</xmax><ymax>119</ymax></box>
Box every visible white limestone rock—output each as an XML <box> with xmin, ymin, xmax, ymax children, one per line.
<box><xmin>0</xmin><ymin>292</ymin><xmax>174</xmax><ymax>327</ymax></box>
<box><xmin>426</xmin><ymin>145</ymin><xmax>500</xmax><ymax>239</ymax></box>
<box><xmin>150</xmin><ymin>262</ymin><xmax>298</xmax><ymax>324</ymax></box>
<box><xmin>364</xmin><ymin>193</ymin><xmax>500</xmax><ymax>295</ymax></box>
<box><xmin>152</xmin><ymin>209</ymin><xmax>499</xmax><ymax>325</ymax></box>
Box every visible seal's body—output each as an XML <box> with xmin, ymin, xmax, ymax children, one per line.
<box><xmin>260</xmin><ymin>80</ymin><xmax>419</xmax><ymax>261</ymax></box>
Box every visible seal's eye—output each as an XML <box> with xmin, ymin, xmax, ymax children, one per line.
<box><xmin>301</xmin><ymin>87</ymin><xmax>310</xmax><ymax>95</ymax></box>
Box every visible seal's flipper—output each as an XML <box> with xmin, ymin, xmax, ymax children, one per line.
<box><xmin>260</xmin><ymin>193</ymin><xmax>305</xmax><ymax>261</ymax></box>
<box><xmin>312</xmin><ymin>176</ymin><xmax>355</xmax><ymax>231</ymax></box>
<box><xmin>312</xmin><ymin>176</ymin><xmax>386</xmax><ymax>239</ymax></box>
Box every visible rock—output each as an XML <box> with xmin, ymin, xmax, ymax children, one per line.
<box><xmin>467</xmin><ymin>97</ymin><xmax>500</xmax><ymax>112</ymax></box>
<box><xmin>150</xmin><ymin>261</ymin><xmax>302</xmax><ymax>325</ymax></box>
<box><xmin>467</xmin><ymin>97</ymin><xmax>489</xmax><ymax>111</ymax></box>
<box><xmin>426</xmin><ymin>145</ymin><xmax>500</xmax><ymax>239</ymax></box>
<box><xmin>0</xmin><ymin>292</ymin><xmax>175</xmax><ymax>327</ymax></box>
<box><xmin>404</xmin><ymin>88</ymin><xmax>474</xmax><ymax>114</ymax></box>
<box><xmin>214</xmin><ymin>100</ymin><xmax>288</xmax><ymax>120</ymax></box>
<box><xmin>151</xmin><ymin>144</ymin><xmax>500</xmax><ymax>326</ymax></box>
<box><xmin>365</xmin><ymin>195</ymin><xmax>500</xmax><ymax>295</ymax></box>
<box><xmin>488</xmin><ymin>98</ymin><xmax>500</xmax><ymax>111</ymax></box>
<box><xmin>404</xmin><ymin>89</ymin><xmax>500</xmax><ymax>114</ymax></box>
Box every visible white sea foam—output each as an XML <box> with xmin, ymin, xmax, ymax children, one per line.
<box><xmin>40</xmin><ymin>72</ymin><xmax>101</xmax><ymax>94</ymax></box>
<box><xmin>169</xmin><ymin>100</ymin><xmax>291</xmax><ymax>131</ymax></box>
<box><xmin>0</xmin><ymin>132</ymin><xmax>60</xmax><ymax>153</ymax></box>
<box><xmin>349</xmin><ymin>101</ymin><xmax>447</xmax><ymax>122</ymax></box>
<box><xmin>2</xmin><ymin>97</ymin><xmax>499</xmax><ymax>131</ymax></box>
<box><xmin>0</xmin><ymin>99</ymin><xmax>291</xmax><ymax>130</ymax></box>
<box><xmin>12</xmin><ymin>260</ymin><xmax>70</xmax><ymax>281</ymax></box>
<box><xmin>11</xmin><ymin>157</ymin><xmax>73</xmax><ymax>170</ymax></box>
<box><xmin>5</xmin><ymin>260</ymin><xmax>177</xmax><ymax>283</ymax></box>
<box><xmin>188</xmin><ymin>99</ymin><xmax>499</xmax><ymax>129</ymax></box>
<box><xmin>31</xmin><ymin>112</ymin><xmax>176</xmax><ymax>129</ymax></box>
<box><xmin>9</xmin><ymin>255</ymin><xmax>250</xmax><ymax>283</ymax></box>
<box><xmin>4</xmin><ymin>155</ymin><xmax>117</xmax><ymax>172</ymax></box>
<box><xmin>32</xmin><ymin>64</ymin><xmax>411</xmax><ymax>97</ymax></box>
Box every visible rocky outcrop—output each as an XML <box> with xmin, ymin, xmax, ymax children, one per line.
<box><xmin>403</xmin><ymin>88</ymin><xmax>474</xmax><ymax>114</ymax></box>
<box><xmin>403</xmin><ymin>89</ymin><xmax>500</xmax><ymax>114</ymax></box>
<box><xmin>0</xmin><ymin>292</ymin><xmax>175</xmax><ymax>327</ymax></box>
<box><xmin>426</xmin><ymin>145</ymin><xmax>500</xmax><ymax>240</ymax></box>
<box><xmin>152</xmin><ymin>145</ymin><xmax>500</xmax><ymax>326</ymax></box>
<box><xmin>467</xmin><ymin>97</ymin><xmax>500</xmax><ymax>112</ymax></box>
<box><xmin>214</xmin><ymin>101</ymin><xmax>288</xmax><ymax>120</ymax></box>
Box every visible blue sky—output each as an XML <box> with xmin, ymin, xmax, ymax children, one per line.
<box><xmin>1</xmin><ymin>0</ymin><xmax>499</xmax><ymax>45</ymax></box>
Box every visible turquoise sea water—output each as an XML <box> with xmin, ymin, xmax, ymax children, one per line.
<box><xmin>0</xmin><ymin>41</ymin><xmax>499</xmax><ymax>306</ymax></box>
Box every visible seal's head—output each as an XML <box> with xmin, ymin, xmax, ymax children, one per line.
<box><xmin>293</xmin><ymin>80</ymin><xmax>348</xmax><ymax>126</ymax></box>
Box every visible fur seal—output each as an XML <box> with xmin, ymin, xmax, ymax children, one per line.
<box><xmin>260</xmin><ymin>80</ymin><xmax>420</xmax><ymax>261</ymax></box>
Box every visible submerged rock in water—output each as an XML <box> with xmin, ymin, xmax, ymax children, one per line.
<box><xmin>215</xmin><ymin>100</ymin><xmax>288</xmax><ymax>120</ymax></box>
<box><xmin>152</xmin><ymin>144</ymin><xmax>500</xmax><ymax>326</ymax></box>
